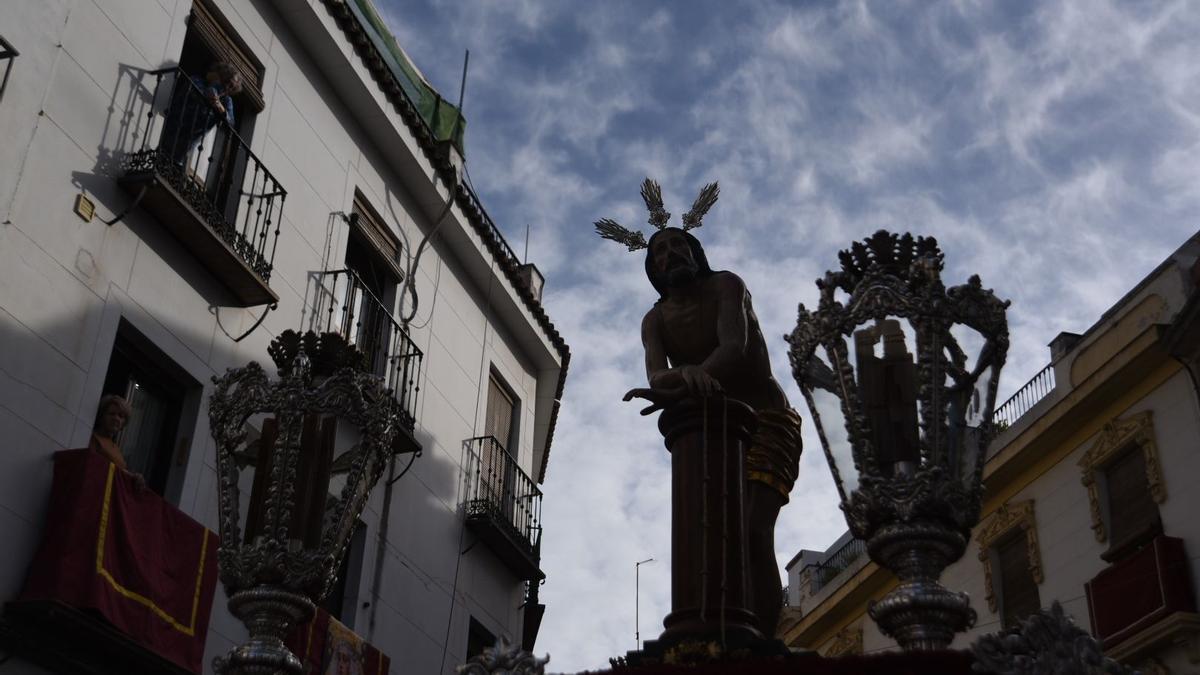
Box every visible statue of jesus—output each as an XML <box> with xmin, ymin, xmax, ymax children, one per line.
<box><xmin>599</xmin><ymin>180</ymin><xmax>803</xmax><ymax>637</ymax></box>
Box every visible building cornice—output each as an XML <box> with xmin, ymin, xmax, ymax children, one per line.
<box><xmin>318</xmin><ymin>0</ymin><xmax>569</xmax><ymax>482</ymax></box>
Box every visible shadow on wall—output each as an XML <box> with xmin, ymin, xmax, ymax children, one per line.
<box><xmin>62</xmin><ymin>61</ymin><xmax>252</xmax><ymax>311</ymax></box>
<box><xmin>0</xmin><ymin>303</ymin><xmax>465</xmax><ymax>596</ymax></box>
<box><xmin>71</xmin><ymin>62</ymin><xmax>175</xmax><ymax>209</ymax></box>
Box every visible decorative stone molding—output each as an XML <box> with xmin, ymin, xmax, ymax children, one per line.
<box><xmin>1105</xmin><ymin>611</ymin><xmax>1200</xmax><ymax>668</ymax></box>
<box><xmin>976</xmin><ymin>500</ymin><xmax>1043</xmax><ymax>614</ymax></box>
<box><xmin>1078</xmin><ymin>411</ymin><xmax>1164</xmax><ymax>543</ymax></box>
<box><xmin>823</xmin><ymin>624</ymin><xmax>863</xmax><ymax>657</ymax></box>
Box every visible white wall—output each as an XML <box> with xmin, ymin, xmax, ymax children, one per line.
<box><xmin>0</xmin><ymin>0</ymin><xmax>558</xmax><ymax>672</ymax></box>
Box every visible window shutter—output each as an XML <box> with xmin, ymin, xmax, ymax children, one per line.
<box><xmin>351</xmin><ymin>192</ymin><xmax>404</xmax><ymax>282</ymax></box>
<box><xmin>189</xmin><ymin>0</ymin><xmax>265</xmax><ymax>112</ymax></box>
<box><xmin>997</xmin><ymin>533</ymin><xmax>1040</xmax><ymax>628</ymax></box>
<box><xmin>485</xmin><ymin>376</ymin><xmax>514</xmax><ymax>452</ymax></box>
<box><xmin>1105</xmin><ymin>449</ymin><xmax>1161</xmax><ymax>548</ymax></box>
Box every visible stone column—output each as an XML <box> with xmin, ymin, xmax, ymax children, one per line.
<box><xmin>656</xmin><ymin>397</ymin><xmax>762</xmax><ymax>646</ymax></box>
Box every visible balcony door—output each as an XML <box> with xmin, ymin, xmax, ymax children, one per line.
<box><xmin>343</xmin><ymin>192</ymin><xmax>402</xmax><ymax>376</ymax></box>
<box><xmin>161</xmin><ymin>0</ymin><xmax>266</xmax><ymax>225</ymax></box>
<box><xmin>483</xmin><ymin>374</ymin><xmax>519</xmax><ymax>524</ymax></box>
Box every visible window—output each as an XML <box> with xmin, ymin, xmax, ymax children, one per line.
<box><xmin>466</xmin><ymin>616</ymin><xmax>495</xmax><ymax>660</ymax></box>
<box><xmin>1101</xmin><ymin>448</ymin><xmax>1162</xmax><ymax>558</ymax></box>
<box><xmin>485</xmin><ymin>373</ymin><xmax>518</xmax><ymax>453</ymax></box>
<box><xmin>478</xmin><ymin>372</ymin><xmax>520</xmax><ymax>520</ymax></box>
<box><xmin>99</xmin><ymin>321</ymin><xmax>195</xmax><ymax>498</ymax></box>
<box><xmin>994</xmin><ymin>531</ymin><xmax>1041</xmax><ymax>628</ymax></box>
<box><xmin>977</xmin><ymin>500</ymin><xmax>1043</xmax><ymax>627</ymax></box>
<box><xmin>1078</xmin><ymin>411</ymin><xmax>1165</xmax><ymax>562</ymax></box>
<box><xmin>170</xmin><ymin>0</ymin><xmax>265</xmax><ymax>221</ymax></box>
<box><xmin>343</xmin><ymin>192</ymin><xmax>402</xmax><ymax>374</ymax></box>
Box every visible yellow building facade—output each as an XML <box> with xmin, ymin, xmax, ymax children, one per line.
<box><xmin>782</xmin><ymin>232</ymin><xmax>1200</xmax><ymax>675</ymax></box>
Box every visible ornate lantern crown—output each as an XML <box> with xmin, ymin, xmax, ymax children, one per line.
<box><xmin>786</xmin><ymin>230</ymin><xmax>1010</xmax><ymax>650</ymax></box>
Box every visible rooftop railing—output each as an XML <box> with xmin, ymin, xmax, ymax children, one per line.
<box><xmin>313</xmin><ymin>269</ymin><xmax>422</xmax><ymax>432</ymax></box>
<box><xmin>811</xmin><ymin>537</ymin><xmax>867</xmax><ymax>594</ymax></box>
<box><xmin>992</xmin><ymin>363</ymin><xmax>1055</xmax><ymax>430</ymax></box>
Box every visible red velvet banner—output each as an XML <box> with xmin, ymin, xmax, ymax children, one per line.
<box><xmin>288</xmin><ymin>607</ymin><xmax>391</xmax><ymax>675</ymax></box>
<box><xmin>20</xmin><ymin>449</ymin><xmax>219</xmax><ymax>674</ymax></box>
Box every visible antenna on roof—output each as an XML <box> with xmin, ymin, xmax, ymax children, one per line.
<box><xmin>524</xmin><ymin>223</ymin><xmax>530</xmax><ymax>263</ymax></box>
<box><xmin>457</xmin><ymin>49</ymin><xmax>469</xmax><ymax>113</ymax></box>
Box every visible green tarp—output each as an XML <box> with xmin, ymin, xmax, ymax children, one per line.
<box><xmin>347</xmin><ymin>0</ymin><xmax>467</xmax><ymax>153</ymax></box>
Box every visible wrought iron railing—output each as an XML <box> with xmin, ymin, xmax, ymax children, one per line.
<box><xmin>313</xmin><ymin>269</ymin><xmax>422</xmax><ymax>432</ymax></box>
<box><xmin>0</xmin><ymin>33</ymin><xmax>17</xmax><ymax>104</ymax></box>
<box><xmin>993</xmin><ymin>363</ymin><xmax>1055</xmax><ymax>430</ymax></box>
<box><xmin>123</xmin><ymin>67</ymin><xmax>285</xmax><ymax>282</ymax></box>
<box><xmin>811</xmin><ymin>537</ymin><xmax>867</xmax><ymax>593</ymax></box>
<box><xmin>463</xmin><ymin>436</ymin><xmax>543</xmax><ymax>556</ymax></box>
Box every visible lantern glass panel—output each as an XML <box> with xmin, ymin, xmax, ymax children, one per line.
<box><xmin>804</xmin><ymin>355</ymin><xmax>859</xmax><ymax>496</ymax></box>
<box><xmin>849</xmin><ymin>317</ymin><xmax>922</xmax><ymax>479</ymax></box>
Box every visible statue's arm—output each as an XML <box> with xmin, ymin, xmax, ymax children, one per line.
<box><xmin>623</xmin><ymin>309</ymin><xmax>688</xmax><ymax>414</ymax></box>
<box><xmin>642</xmin><ymin>308</ymin><xmax>671</xmax><ymax>384</ymax></box>
<box><xmin>644</xmin><ymin>310</ymin><xmax>720</xmax><ymax>395</ymax></box>
<box><xmin>701</xmin><ymin>272</ymin><xmax>750</xmax><ymax>382</ymax></box>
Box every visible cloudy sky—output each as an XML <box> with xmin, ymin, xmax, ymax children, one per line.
<box><xmin>378</xmin><ymin>0</ymin><xmax>1200</xmax><ymax>670</ymax></box>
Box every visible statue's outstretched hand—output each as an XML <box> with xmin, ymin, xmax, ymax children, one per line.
<box><xmin>623</xmin><ymin>385</ymin><xmax>688</xmax><ymax>416</ymax></box>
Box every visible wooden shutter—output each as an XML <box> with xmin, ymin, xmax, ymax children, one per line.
<box><xmin>1105</xmin><ymin>449</ymin><xmax>1161</xmax><ymax>549</ymax></box>
<box><xmin>997</xmin><ymin>533</ymin><xmax>1041</xmax><ymax>628</ymax></box>
<box><xmin>189</xmin><ymin>0</ymin><xmax>265</xmax><ymax>112</ymax></box>
<box><xmin>351</xmin><ymin>191</ymin><xmax>404</xmax><ymax>282</ymax></box>
<box><xmin>485</xmin><ymin>375</ymin><xmax>515</xmax><ymax>451</ymax></box>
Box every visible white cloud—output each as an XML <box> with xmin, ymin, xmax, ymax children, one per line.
<box><xmin>379</xmin><ymin>0</ymin><xmax>1200</xmax><ymax>670</ymax></box>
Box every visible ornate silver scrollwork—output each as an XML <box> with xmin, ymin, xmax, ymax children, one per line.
<box><xmin>456</xmin><ymin>638</ymin><xmax>549</xmax><ymax>675</ymax></box>
<box><xmin>209</xmin><ymin>331</ymin><xmax>402</xmax><ymax>674</ymax></box>
<box><xmin>971</xmin><ymin>602</ymin><xmax>1139</xmax><ymax>675</ymax></box>
<box><xmin>787</xmin><ymin>231</ymin><xmax>1010</xmax><ymax>650</ymax></box>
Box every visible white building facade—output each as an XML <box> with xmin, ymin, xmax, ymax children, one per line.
<box><xmin>0</xmin><ymin>1</ymin><xmax>568</xmax><ymax>673</ymax></box>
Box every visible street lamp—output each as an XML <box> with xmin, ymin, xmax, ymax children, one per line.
<box><xmin>208</xmin><ymin>331</ymin><xmax>402</xmax><ymax>673</ymax></box>
<box><xmin>787</xmin><ymin>231</ymin><xmax>1009</xmax><ymax>650</ymax></box>
<box><xmin>635</xmin><ymin>557</ymin><xmax>655</xmax><ymax>650</ymax></box>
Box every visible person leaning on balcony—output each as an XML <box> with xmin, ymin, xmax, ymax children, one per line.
<box><xmin>89</xmin><ymin>394</ymin><xmax>146</xmax><ymax>489</ymax></box>
<box><xmin>161</xmin><ymin>61</ymin><xmax>244</xmax><ymax>167</ymax></box>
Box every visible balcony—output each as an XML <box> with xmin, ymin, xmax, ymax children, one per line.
<box><xmin>462</xmin><ymin>436</ymin><xmax>544</xmax><ymax>581</ymax></box>
<box><xmin>313</xmin><ymin>268</ymin><xmax>423</xmax><ymax>454</ymax></box>
<box><xmin>993</xmin><ymin>363</ymin><xmax>1055</xmax><ymax>430</ymax></box>
<box><xmin>810</xmin><ymin>537</ymin><xmax>867</xmax><ymax>594</ymax></box>
<box><xmin>119</xmin><ymin>67</ymin><xmax>285</xmax><ymax>307</ymax></box>
<box><xmin>1086</xmin><ymin>535</ymin><xmax>1199</xmax><ymax>655</ymax></box>
<box><xmin>0</xmin><ymin>450</ymin><xmax>218</xmax><ymax>674</ymax></box>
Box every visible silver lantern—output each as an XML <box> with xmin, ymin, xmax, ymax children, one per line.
<box><xmin>208</xmin><ymin>331</ymin><xmax>402</xmax><ymax>673</ymax></box>
<box><xmin>786</xmin><ymin>231</ymin><xmax>1009</xmax><ymax>650</ymax></box>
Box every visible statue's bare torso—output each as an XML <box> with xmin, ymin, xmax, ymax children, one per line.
<box><xmin>642</xmin><ymin>271</ymin><xmax>787</xmax><ymax>412</ymax></box>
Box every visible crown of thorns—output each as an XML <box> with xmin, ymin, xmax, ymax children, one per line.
<box><xmin>593</xmin><ymin>178</ymin><xmax>720</xmax><ymax>252</ymax></box>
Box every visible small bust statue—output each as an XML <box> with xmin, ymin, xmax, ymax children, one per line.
<box><xmin>90</xmin><ymin>394</ymin><xmax>132</xmax><ymax>471</ymax></box>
